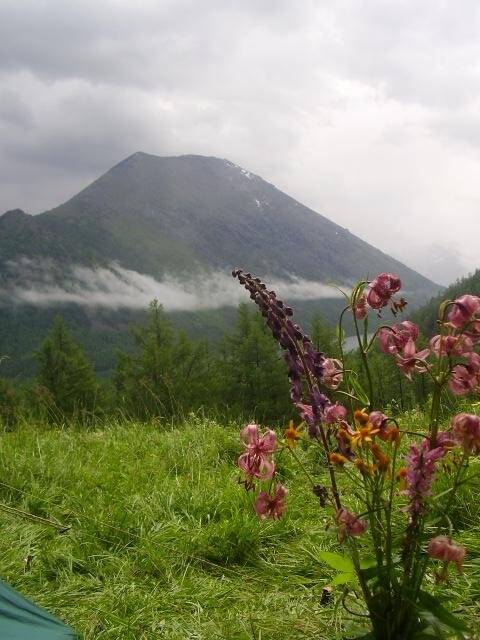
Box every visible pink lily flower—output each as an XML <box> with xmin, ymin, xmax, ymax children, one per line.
<box><xmin>428</xmin><ymin>535</ymin><xmax>466</xmax><ymax>574</ymax></box>
<box><xmin>449</xmin><ymin>364</ymin><xmax>478</xmax><ymax>396</ymax></box>
<box><xmin>452</xmin><ymin>412</ymin><xmax>480</xmax><ymax>455</ymax></box>
<box><xmin>238</xmin><ymin>453</ymin><xmax>275</xmax><ymax>481</ymax></box>
<box><xmin>353</xmin><ymin>294</ymin><xmax>368</xmax><ymax>320</ymax></box>
<box><xmin>296</xmin><ymin>403</ymin><xmax>313</xmax><ymax>423</ymax></box>
<box><xmin>378</xmin><ymin>328</ymin><xmax>398</xmax><ymax>355</ymax></box>
<box><xmin>335</xmin><ymin>508</ymin><xmax>368</xmax><ymax>541</ymax></box>
<box><xmin>378</xmin><ymin>321</ymin><xmax>419</xmax><ymax>355</ymax></box>
<box><xmin>255</xmin><ymin>484</ymin><xmax>287</xmax><ymax>519</ymax></box>
<box><xmin>324</xmin><ymin>403</ymin><xmax>348</xmax><ymax>424</ymax></box>
<box><xmin>240</xmin><ymin>423</ymin><xmax>277</xmax><ymax>453</ymax></box>
<box><xmin>238</xmin><ymin>424</ymin><xmax>277</xmax><ymax>480</ymax></box>
<box><xmin>466</xmin><ymin>320</ymin><xmax>480</xmax><ymax>344</ymax></box>
<box><xmin>405</xmin><ymin>431</ymin><xmax>455</xmax><ymax>516</ymax></box>
<box><xmin>366</xmin><ymin>273</ymin><xmax>402</xmax><ymax>310</ymax></box>
<box><xmin>395</xmin><ymin>339</ymin><xmax>430</xmax><ymax>379</ymax></box>
<box><xmin>430</xmin><ymin>334</ymin><xmax>474</xmax><ymax>358</ymax></box>
<box><xmin>322</xmin><ymin>358</ymin><xmax>343</xmax><ymax>390</ymax></box>
<box><xmin>369</xmin><ymin>410</ymin><xmax>388</xmax><ymax>431</ymax></box>
<box><xmin>467</xmin><ymin>351</ymin><xmax>480</xmax><ymax>372</ymax></box>
<box><xmin>447</xmin><ymin>294</ymin><xmax>480</xmax><ymax>328</ymax></box>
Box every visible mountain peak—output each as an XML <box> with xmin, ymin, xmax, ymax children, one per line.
<box><xmin>114</xmin><ymin>151</ymin><xmax>254</xmax><ymax>174</ymax></box>
<box><xmin>0</xmin><ymin>208</ymin><xmax>31</xmax><ymax>225</ymax></box>
<box><xmin>31</xmin><ymin>153</ymin><xmax>439</xmax><ymax>298</ymax></box>
<box><xmin>119</xmin><ymin>150</ymin><xmax>227</xmax><ymax>164</ymax></box>
<box><xmin>1</xmin><ymin>207</ymin><xmax>29</xmax><ymax>218</ymax></box>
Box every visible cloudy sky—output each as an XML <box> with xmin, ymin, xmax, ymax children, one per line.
<box><xmin>1</xmin><ymin>0</ymin><xmax>479</xmax><ymax>285</ymax></box>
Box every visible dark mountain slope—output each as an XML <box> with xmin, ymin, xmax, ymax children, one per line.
<box><xmin>33</xmin><ymin>152</ymin><xmax>437</xmax><ymax>292</ymax></box>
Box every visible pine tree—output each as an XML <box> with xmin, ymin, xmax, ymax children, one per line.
<box><xmin>218</xmin><ymin>303</ymin><xmax>292</xmax><ymax>422</ymax></box>
<box><xmin>311</xmin><ymin>312</ymin><xmax>339</xmax><ymax>357</ymax></box>
<box><xmin>0</xmin><ymin>376</ymin><xmax>20</xmax><ymax>429</ymax></box>
<box><xmin>36</xmin><ymin>316</ymin><xmax>99</xmax><ymax>421</ymax></box>
<box><xmin>115</xmin><ymin>300</ymin><xmax>216</xmax><ymax>419</ymax></box>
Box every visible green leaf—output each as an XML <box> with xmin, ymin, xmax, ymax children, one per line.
<box><xmin>467</xmin><ymin>557</ymin><xmax>480</xmax><ymax>565</ymax></box>
<box><xmin>318</xmin><ymin>551</ymin><xmax>355</xmax><ymax>573</ymax></box>
<box><xmin>357</xmin><ymin>557</ymin><xmax>377</xmax><ymax>583</ymax></box>
<box><xmin>359</xmin><ymin>557</ymin><xmax>376</xmax><ymax>570</ymax></box>
<box><xmin>416</xmin><ymin>612</ymin><xmax>448</xmax><ymax>639</ymax></box>
<box><xmin>329</xmin><ymin>572</ymin><xmax>357</xmax><ymax>586</ymax></box>
<box><xmin>349</xmin><ymin>374</ymin><xmax>370</xmax><ymax>406</ymax></box>
<box><xmin>417</xmin><ymin>591</ymin><xmax>469</xmax><ymax>635</ymax></box>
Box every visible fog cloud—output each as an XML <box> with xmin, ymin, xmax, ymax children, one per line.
<box><xmin>8</xmin><ymin>261</ymin><xmax>341</xmax><ymax>311</ymax></box>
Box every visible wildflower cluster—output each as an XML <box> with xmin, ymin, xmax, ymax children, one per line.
<box><xmin>233</xmin><ymin>268</ymin><xmax>480</xmax><ymax>638</ymax></box>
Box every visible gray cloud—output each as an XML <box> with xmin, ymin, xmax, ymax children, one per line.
<box><xmin>8</xmin><ymin>261</ymin><xmax>341</xmax><ymax>310</ymax></box>
<box><xmin>0</xmin><ymin>1</ymin><xmax>479</xmax><ymax>283</ymax></box>
<box><xmin>0</xmin><ymin>88</ymin><xmax>34</xmax><ymax>128</ymax></box>
<box><xmin>396</xmin><ymin>243</ymin><xmax>468</xmax><ymax>287</ymax></box>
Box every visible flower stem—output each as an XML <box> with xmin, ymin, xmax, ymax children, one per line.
<box><xmin>352</xmin><ymin>307</ymin><xmax>374</xmax><ymax>411</ymax></box>
<box><xmin>287</xmin><ymin>446</ymin><xmax>316</xmax><ymax>488</ymax></box>
<box><xmin>428</xmin><ymin>382</ymin><xmax>443</xmax><ymax>447</ymax></box>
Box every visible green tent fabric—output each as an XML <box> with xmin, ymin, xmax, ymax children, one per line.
<box><xmin>0</xmin><ymin>579</ymin><xmax>77</xmax><ymax>639</ymax></box>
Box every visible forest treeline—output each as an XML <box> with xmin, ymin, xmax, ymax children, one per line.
<box><xmin>0</xmin><ymin>294</ymin><xmax>457</xmax><ymax>428</ymax></box>
<box><xmin>5</xmin><ymin>264</ymin><xmax>480</xmax><ymax>427</ymax></box>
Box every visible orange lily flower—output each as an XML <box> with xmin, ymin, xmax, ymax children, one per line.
<box><xmin>396</xmin><ymin>467</ymin><xmax>407</xmax><ymax>490</ymax></box>
<box><xmin>354</xmin><ymin>409</ymin><xmax>370</xmax><ymax>427</ymax></box>
<box><xmin>370</xmin><ymin>443</ymin><xmax>390</xmax><ymax>472</ymax></box>
<box><xmin>349</xmin><ymin>424</ymin><xmax>379</xmax><ymax>449</ymax></box>
<box><xmin>284</xmin><ymin>420</ymin><xmax>303</xmax><ymax>448</ymax></box>
<box><xmin>354</xmin><ymin>458</ymin><xmax>376</xmax><ymax>476</ymax></box>
<box><xmin>329</xmin><ymin>452</ymin><xmax>349</xmax><ymax>466</ymax></box>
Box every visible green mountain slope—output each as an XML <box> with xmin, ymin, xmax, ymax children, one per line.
<box><xmin>413</xmin><ymin>269</ymin><xmax>480</xmax><ymax>335</ymax></box>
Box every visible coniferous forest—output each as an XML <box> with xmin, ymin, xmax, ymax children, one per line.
<box><xmin>2</xmin><ymin>266</ymin><xmax>479</xmax><ymax>428</ymax></box>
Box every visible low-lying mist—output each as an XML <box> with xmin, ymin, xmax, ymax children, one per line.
<box><xmin>6</xmin><ymin>260</ymin><xmax>343</xmax><ymax>311</ymax></box>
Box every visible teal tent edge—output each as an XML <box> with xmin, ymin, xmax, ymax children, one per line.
<box><xmin>0</xmin><ymin>579</ymin><xmax>78</xmax><ymax>639</ymax></box>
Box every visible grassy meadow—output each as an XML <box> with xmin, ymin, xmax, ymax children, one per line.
<box><xmin>0</xmin><ymin>413</ymin><xmax>479</xmax><ymax>639</ymax></box>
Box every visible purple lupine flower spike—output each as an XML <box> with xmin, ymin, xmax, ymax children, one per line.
<box><xmin>233</xmin><ymin>268</ymin><xmax>344</xmax><ymax>511</ymax></box>
<box><xmin>232</xmin><ymin>269</ymin><xmax>327</xmax><ymax>432</ymax></box>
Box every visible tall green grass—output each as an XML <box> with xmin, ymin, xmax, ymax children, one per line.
<box><xmin>0</xmin><ymin>414</ymin><xmax>478</xmax><ymax>639</ymax></box>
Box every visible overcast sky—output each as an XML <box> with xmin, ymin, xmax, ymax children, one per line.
<box><xmin>1</xmin><ymin>0</ymin><xmax>479</xmax><ymax>285</ymax></box>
